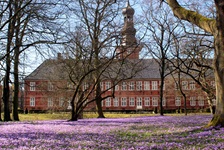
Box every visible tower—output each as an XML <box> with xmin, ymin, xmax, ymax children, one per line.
<box><xmin>116</xmin><ymin>0</ymin><xmax>142</xmax><ymax>59</ymax></box>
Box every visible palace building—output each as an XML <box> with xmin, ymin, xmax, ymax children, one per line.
<box><xmin>24</xmin><ymin>1</ymin><xmax>214</xmax><ymax>113</ymax></box>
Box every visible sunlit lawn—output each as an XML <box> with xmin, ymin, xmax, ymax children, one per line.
<box><xmin>18</xmin><ymin>112</ymin><xmax>157</xmax><ymax>121</ymax></box>
<box><xmin>0</xmin><ymin>113</ymin><xmax>223</xmax><ymax>149</ymax></box>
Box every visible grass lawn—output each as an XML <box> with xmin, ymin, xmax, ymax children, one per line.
<box><xmin>18</xmin><ymin>112</ymin><xmax>158</xmax><ymax>121</ymax></box>
<box><xmin>0</xmin><ymin>113</ymin><xmax>223</xmax><ymax>149</ymax></box>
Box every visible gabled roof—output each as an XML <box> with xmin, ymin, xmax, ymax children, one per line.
<box><xmin>24</xmin><ymin>58</ymin><xmax>161</xmax><ymax>81</ymax></box>
<box><xmin>25</xmin><ymin>59</ymin><xmax>68</xmax><ymax>81</ymax></box>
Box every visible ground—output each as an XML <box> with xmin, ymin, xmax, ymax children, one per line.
<box><xmin>0</xmin><ymin>114</ymin><xmax>223</xmax><ymax>149</ymax></box>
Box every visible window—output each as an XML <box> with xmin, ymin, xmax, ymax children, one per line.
<box><xmin>30</xmin><ymin>82</ymin><xmax>36</xmax><ymax>91</ymax></box>
<box><xmin>129</xmin><ymin>97</ymin><xmax>135</xmax><ymax>106</ymax></box>
<box><xmin>83</xmin><ymin>82</ymin><xmax>89</xmax><ymax>91</ymax></box>
<box><xmin>144</xmin><ymin>97</ymin><xmax>150</xmax><ymax>106</ymax></box>
<box><xmin>48</xmin><ymin>82</ymin><xmax>54</xmax><ymax>91</ymax></box>
<box><xmin>59</xmin><ymin>97</ymin><xmax>64</xmax><ymax>107</ymax></box>
<box><xmin>48</xmin><ymin>98</ymin><xmax>53</xmax><ymax>107</ymax></box>
<box><xmin>105</xmin><ymin>98</ymin><xmax>111</xmax><ymax>107</ymax></box>
<box><xmin>115</xmin><ymin>85</ymin><xmax>119</xmax><ymax>91</ymax></box>
<box><xmin>162</xmin><ymin>97</ymin><xmax>166</xmax><ymax>106</ymax></box>
<box><xmin>175</xmin><ymin>97</ymin><xmax>181</xmax><ymax>106</ymax></box>
<box><xmin>136</xmin><ymin>81</ymin><xmax>142</xmax><ymax>91</ymax></box>
<box><xmin>121</xmin><ymin>82</ymin><xmax>127</xmax><ymax>91</ymax></box>
<box><xmin>30</xmin><ymin>97</ymin><xmax>35</xmax><ymax>106</ymax></box>
<box><xmin>189</xmin><ymin>81</ymin><xmax>195</xmax><ymax>90</ymax></box>
<box><xmin>190</xmin><ymin>97</ymin><xmax>196</xmax><ymax>106</ymax></box>
<box><xmin>113</xmin><ymin>97</ymin><xmax>119</xmax><ymax>107</ymax></box>
<box><xmin>121</xmin><ymin>97</ymin><xmax>127</xmax><ymax>106</ymax></box>
<box><xmin>182</xmin><ymin>81</ymin><xmax>188</xmax><ymax>90</ymax></box>
<box><xmin>152</xmin><ymin>81</ymin><xmax>158</xmax><ymax>90</ymax></box>
<box><xmin>159</xmin><ymin>81</ymin><xmax>165</xmax><ymax>90</ymax></box>
<box><xmin>129</xmin><ymin>81</ymin><xmax>135</xmax><ymax>91</ymax></box>
<box><xmin>144</xmin><ymin>81</ymin><xmax>150</xmax><ymax>90</ymax></box>
<box><xmin>137</xmin><ymin>97</ymin><xmax>142</xmax><ymax>107</ymax></box>
<box><xmin>100</xmin><ymin>82</ymin><xmax>104</xmax><ymax>91</ymax></box>
<box><xmin>198</xmin><ymin>96</ymin><xmax>204</xmax><ymax>106</ymax></box>
<box><xmin>105</xmin><ymin>82</ymin><xmax>111</xmax><ymax>91</ymax></box>
<box><xmin>152</xmin><ymin>97</ymin><xmax>158</xmax><ymax>106</ymax></box>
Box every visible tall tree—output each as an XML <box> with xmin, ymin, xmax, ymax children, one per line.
<box><xmin>0</xmin><ymin>0</ymin><xmax>66</xmax><ymax>121</ymax></box>
<box><xmin>142</xmin><ymin>0</ymin><xmax>181</xmax><ymax>115</ymax></box>
<box><xmin>68</xmin><ymin>0</ymin><xmax>124</xmax><ymax>118</ymax></box>
<box><xmin>165</xmin><ymin>0</ymin><xmax>224</xmax><ymax>127</ymax></box>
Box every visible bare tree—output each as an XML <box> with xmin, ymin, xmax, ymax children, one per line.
<box><xmin>142</xmin><ymin>0</ymin><xmax>181</xmax><ymax>115</ymax></box>
<box><xmin>0</xmin><ymin>0</ymin><xmax>67</xmax><ymax>121</ymax></box>
<box><xmin>165</xmin><ymin>0</ymin><xmax>224</xmax><ymax>127</ymax></box>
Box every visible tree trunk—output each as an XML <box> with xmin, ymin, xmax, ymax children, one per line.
<box><xmin>96</xmin><ymin>98</ymin><xmax>105</xmax><ymax>118</ymax></box>
<box><xmin>3</xmin><ymin>77</ymin><xmax>11</xmax><ymax>121</ymax></box>
<box><xmin>207</xmin><ymin>95</ymin><xmax>215</xmax><ymax>115</ymax></box>
<box><xmin>159</xmin><ymin>77</ymin><xmax>164</xmax><ymax>116</ymax></box>
<box><xmin>12</xmin><ymin>0</ymin><xmax>21</xmax><ymax>121</ymax></box>
<box><xmin>207</xmin><ymin>0</ymin><xmax>224</xmax><ymax>127</ymax></box>
<box><xmin>70</xmin><ymin>100</ymin><xmax>78</xmax><ymax>121</ymax></box>
<box><xmin>166</xmin><ymin>0</ymin><xmax>224</xmax><ymax>127</ymax></box>
<box><xmin>13</xmin><ymin>49</ymin><xmax>20</xmax><ymax>121</ymax></box>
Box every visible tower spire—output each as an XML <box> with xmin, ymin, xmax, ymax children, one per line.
<box><xmin>116</xmin><ymin>1</ymin><xmax>142</xmax><ymax>60</ymax></box>
<box><xmin>126</xmin><ymin>0</ymin><xmax>130</xmax><ymax>7</ymax></box>
<box><xmin>121</xmin><ymin>0</ymin><xmax>137</xmax><ymax>46</ymax></box>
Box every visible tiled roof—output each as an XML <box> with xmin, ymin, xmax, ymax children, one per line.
<box><xmin>24</xmin><ymin>58</ymin><xmax>161</xmax><ymax>81</ymax></box>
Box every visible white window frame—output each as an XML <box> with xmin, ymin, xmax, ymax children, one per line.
<box><xmin>59</xmin><ymin>97</ymin><xmax>64</xmax><ymax>107</ymax></box>
<box><xmin>113</xmin><ymin>97</ymin><xmax>119</xmax><ymax>107</ymax></box>
<box><xmin>105</xmin><ymin>81</ymin><xmax>111</xmax><ymax>91</ymax></box>
<box><xmin>121</xmin><ymin>82</ymin><xmax>127</xmax><ymax>91</ymax></box>
<box><xmin>83</xmin><ymin>82</ymin><xmax>89</xmax><ymax>91</ymax></box>
<box><xmin>152</xmin><ymin>81</ymin><xmax>158</xmax><ymax>90</ymax></box>
<box><xmin>30</xmin><ymin>82</ymin><xmax>36</xmax><ymax>91</ymax></box>
<box><xmin>137</xmin><ymin>97</ymin><xmax>142</xmax><ymax>107</ymax></box>
<box><xmin>152</xmin><ymin>97</ymin><xmax>158</xmax><ymax>106</ymax></box>
<box><xmin>162</xmin><ymin>97</ymin><xmax>166</xmax><ymax>106</ymax></box>
<box><xmin>115</xmin><ymin>85</ymin><xmax>119</xmax><ymax>91</ymax></box>
<box><xmin>129</xmin><ymin>81</ymin><xmax>135</xmax><ymax>91</ymax></box>
<box><xmin>121</xmin><ymin>97</ymin><xmax>127</xmax><ymax>107</ymax></box>
<box><xmin>30</xmin><ymin>97</ymin><xmax>35</xmax><ymax>106</ymax></box>
<box><xmin>105</xmin><ymin>98</ymin><xmax>111</xmax><ymax>107</ymax></box>
<box><xmin>129</xmin><ymin>97</ymin><xmax>135</xmax><ymax>106</ymax></box>
<box><xmin>48</xmin><ymin>82</ymin><xmax>54</xmax><ymax>91</ymax></box>
<box><xmin>190</xmin><ymin>97</ymin><xmax>196</xmax><ymax>106</ymax></box>
<box><xmin>159</xmin><ymin>81</ymin><xmax>165</xmax><ymax>90</ymax></box>
<box><xmin>198</xmin><ymin>96</ymin><xmax>204</xmax><ymax>106</ymax></box>
<box><xmin>48</xmin><ymin>97</ymin><xmax>53</xmax><ymax>107</ymax></box>
<box><xmin>182</xmin><ymin>81</ymin><xmax>188</xmax><ymax>90</ymax></box>
<box><xmin>100</xmin><ymin>82</ymin><xmax>104</xmax><ymax>91</ymax></box>
<box><xmin>136</xmin><ymin>81</ymin><xmax>142</xmax><ymax>91</ymax></box>
<box><xmin>144</xmin><ymin>81</ymin><xmax>150</xmax><ymax>90</ymax></box>
<box><xmin>144</xmin><ymin>97</ymin><xmax>150</xmax><ymax>106</ymax></box>
<box><xmin>189</xmin><ymin>81</ymin><xmax>195</xmax><ymax>90</ymax></box>
<box><xmin>175</xmin><ymin>97</ymin><xmax>181</xmax><ymax>106</ymax></box>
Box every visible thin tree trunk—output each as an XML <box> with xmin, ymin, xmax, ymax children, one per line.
<box><xmin>13</xmin><ymin>48</ymin><xmax>19</xmax><ymax>121</ymax></box>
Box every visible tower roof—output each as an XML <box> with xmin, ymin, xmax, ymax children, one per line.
<box><xmin>122</xmin><ymin>0</ymin><xmax>135</xmax><ymax>16</ymax></box>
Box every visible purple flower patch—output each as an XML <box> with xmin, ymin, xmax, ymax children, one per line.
<box><xmin>0</xmin><ymin>114</ymin><xmax>223</xmax><ymax>149</ymax></box>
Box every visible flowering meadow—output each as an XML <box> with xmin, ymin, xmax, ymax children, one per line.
<box><xmin>0</xmin><ymin>114</ymin><xmax>224</xmax><ymax>150</ymax></box>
